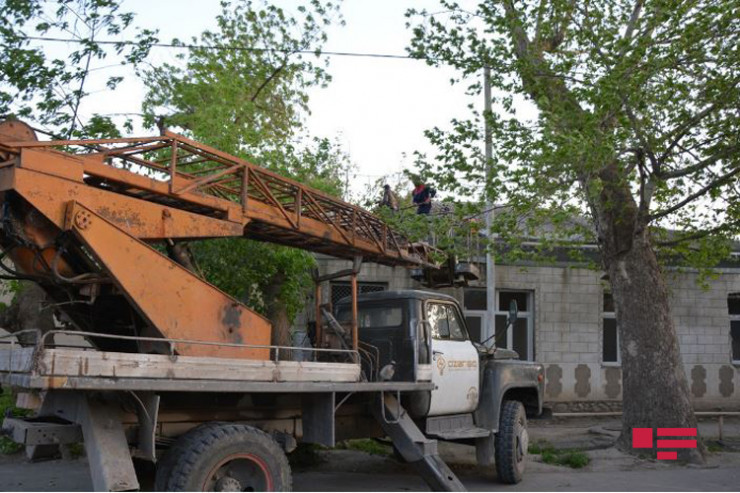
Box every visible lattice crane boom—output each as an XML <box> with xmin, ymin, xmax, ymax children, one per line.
<box><xmin>0</xmin><ymin>120</ymin><xmax>431</xmax><ymax>360</ymax></box>
<box><xmin>0</xmin><ymin>125</ymin><xmax>427</xmax><ymax>266</ymax></box>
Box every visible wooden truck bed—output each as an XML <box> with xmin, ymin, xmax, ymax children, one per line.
<box><xmin>0</xmin><ymin>331</ymin><xmax>432</xmax><ymax>394</ymax></box>
<box><xmin>0</xmin><ymin>331</ymin><xmax>447</xmax><ymax>492</ymax></box>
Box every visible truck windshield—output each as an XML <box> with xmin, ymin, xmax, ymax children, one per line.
<box><xmin>335</xmin><ymin>303</ymin><xmax>403</xmax><ymax>329</ymax></box>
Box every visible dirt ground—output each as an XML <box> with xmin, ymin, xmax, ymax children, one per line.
<box><xmin>1</xmin><ymin>416</ymin><xmax>739</xmax><ymax>491</ymax></box>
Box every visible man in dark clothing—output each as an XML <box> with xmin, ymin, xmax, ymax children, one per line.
<box><xmin>412</xmin><ymin>182</ymin><xmax>436</xmax><ymax>214</ymax></box>
<box><xmin>380</xmin><ymin>184</ymin><xmax>399</xmax><ymax>211</ymax></box>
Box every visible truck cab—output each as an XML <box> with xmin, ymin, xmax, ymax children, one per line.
<box><xmin>334</xmin><ymin>289</ymin><xmax>545</xmax><ymax>483</ymax></box>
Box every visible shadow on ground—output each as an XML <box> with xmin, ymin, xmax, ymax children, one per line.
<box><xmin>1</xmin><ymin>416</ymin><xmax>739</xmax><ymax>491</ymax></box>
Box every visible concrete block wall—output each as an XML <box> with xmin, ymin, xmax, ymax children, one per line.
<box><xmin>488</xmin><ymin>264</ymin><xmax>740</xmax><ymax>411</ymax></box>
<box><xmin>664</xmin><ymin>269</ymin><xmax>740</xmax><ymax>409</ymax></box>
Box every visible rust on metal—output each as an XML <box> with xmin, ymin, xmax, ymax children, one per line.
<box><xmin>63</xmin><ymin>201</ymin><xmax>270</xmax><ymax>359</ymax></box>
<box><xmin>1</xmin><ymin>128</ymin><xmax>430</xmax><ymax>266</ymax></box>
<box><xmin>0</xmin><ymin>122</ymin><xmax>432</xmax><ymax>362</ymax></box>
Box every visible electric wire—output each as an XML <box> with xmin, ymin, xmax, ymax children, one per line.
<box><xmin>24</xmin><ymin>35</ymin><xmax>431</xmax><ymax>61</ymax></box>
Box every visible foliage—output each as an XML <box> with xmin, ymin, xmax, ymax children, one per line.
<box><xmin>66</xmin><ymin>442</ymin><xmax>86</xmax><ymax>458</ymax></box>
<box><xmin>193</xmin><ymin>238</ymin><xmax>314</xmax><ymax>321</ymax></box>
<box><xmin>705</xmin><ymin>441</ymin><xmax>723</xmax><ymax>453</ymax></box>
<box><xmin>405</xmin><ymin>1</ymin><xmax>738</xmax><ymax>456</ymax></box>
<box><xmin>287</xmin><ymin>443</ymin><xmax>326</xmax><ymax>468</ymax></box>
<box><xmin>0</xmin><ymin>0</ymin><xmax>157</xmax><ymax>138</ymax></box>
<box><xmin>142</xmin><ymin>0</ymin><xmax>342</xmax><ymax>153</ymax></box>
<box><xmin>143</xmin><ymin>0</ymin><xmax>348</xmax><ymax>327</ymax></box>
<box><xmin>0</xmin><ymin>434</ymin><xmax>21</xmax><ymax>455</ymax></box>
<box><xmin>0</xmin><ymin>279</ymin><xmax>24</xmax><ymax>313</ymax></box>
<box><xmin>336</xmin><ymin>438</ymin><xmax>392</xmax><ymax>457</ymax></box>
<box><xmin>258</xmin><ymin>136</ymin><xmax>349</xmax><ymax>197</ymax></box>
<box><xmin>360</xmin><ymin>172</ymin><xmax>486</xmax><ymax>263</ymax></box>
<box><xmin>529</xmin><ymin>440</ymin><xmax>590</xmax><ymax>468</ymax></box>
<box><xmin>542</xmin><ymin>448</ymin><xmax>590</xmax><ymax>468</ymax></box>
<box><xmin>191</xmin><ymin>136</ymin><xmax>349</xmax><ymax>321</ymax></box>
<box><xmin>405</xmin><ymin>0</ymin><xmax>740</xmax><ymax>270</ymax></box>
<box><xmin>0</xmin><ymin>387</ymin><xmax>27</xmax><ymax>455</ymax></box>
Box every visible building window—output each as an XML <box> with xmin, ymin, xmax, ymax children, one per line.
<box><xmin>330</xmin><ymin>281</ymin><xmax>386</xmax><ymax>306</ymax></box>
<box><xmin>462</xmin><ymin>287</ymin><xmax>487</xmax><ymax>342</ymax></box>
<box><xmin>496</xmin><ymin>291</ymin><xmax>534</xmax><ymax>361</ymax></box>
<box><xmin>462</xmin><ymin>288</ymin><xmax>534</xmax><ymax>361</ymax></box>
<box><xmin>602</xmin><ymin>292</ymin><xmax>619</xmax><ymax>364</ymax></box>
<box><xmin>728</xmin><ymin>294</ymin><xmax>740</xmax><ymax>362</ymax></box>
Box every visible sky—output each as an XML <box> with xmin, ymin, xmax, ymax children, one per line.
<box><xmin>36</xmin><ymin>0</ymin><xmax>481</xmax><ymax>199</ymax></box>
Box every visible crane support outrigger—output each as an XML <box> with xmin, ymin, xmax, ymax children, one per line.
<box><xmin>0</xmin><ymin>120</ymin><xmax>544</xmax><ymax>492</ymax></box>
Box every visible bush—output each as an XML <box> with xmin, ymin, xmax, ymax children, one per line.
<box><xmin>554</xmin><ymin>451</ymin><xmax>590</xmax><ymax>468</ymax></box>
<box><xmin>705</xmin><ymin>441</ymin><xmax>723</xmax><ymax>453</ymax></box>
<box><xmin>0</xmin><ymin>436</ymin><xmax>21</xmax><ymax>455</ymax></box>
<box><xmin>0</xmin><ymin>387</ymin><xmax>23</xmax><ymax>454</ymax></box>
<box><xmin>336</xmin><ymin>439</ymin><xmax>392</xmax><ymax>456</ymax></box>
<box><xmin>529</xmin><ymin>440</ymin><xmax>590</xmax><ymax>469</ymax></box>
<box><xmin>288</xmin><ymin>443</ymin><xmax>326</xmax><ymax>468</ymax></box>
<box><xmin>528</xmin><ymin>440</ymin><xmax>555</xmax><ymax>455</ymax></box>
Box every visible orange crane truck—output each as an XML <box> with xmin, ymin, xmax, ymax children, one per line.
<box><xmin>0</xmin><ymin>120</ymin><xmax>544</xmax><ymax>492</ymax></box>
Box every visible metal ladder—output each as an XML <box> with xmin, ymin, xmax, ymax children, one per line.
<box><xmin>373</xmin><ymin>393</ymin><xmax>466</xmax><ymax>492</ymax></box>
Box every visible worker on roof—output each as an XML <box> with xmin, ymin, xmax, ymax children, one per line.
<box><xmin>412</xmin><ymin>180</ymin><xmax>436</xmax><ymax>215</ymax></box>
<box><xmin>380</xmin><ymin>184</ymin><xmax>399</xmax><ymax>212</ymax></box>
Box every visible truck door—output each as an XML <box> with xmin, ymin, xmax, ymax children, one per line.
<box><xmin>426</xmin><ymin>301</ymin><xmax>480</xmax><ymax>416</ymax></box>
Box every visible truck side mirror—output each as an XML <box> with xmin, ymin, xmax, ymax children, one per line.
<box><xmin>507</xmin><ymin>300</ymin><xmax>518</xmax><ymax>327</ymax></box>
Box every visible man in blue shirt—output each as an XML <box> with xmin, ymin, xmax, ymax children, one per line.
<box><xmin>412</xmin><ymin>181</ymin><xmax>436</xmax><ymax>215</ymax></box>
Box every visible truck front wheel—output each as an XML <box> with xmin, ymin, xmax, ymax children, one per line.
<box><xmin>162</xmin><ymin>423</ymin><xmax>292</xmax><ymax>491</ymax></box>
<box><xmin>494</xmin><ymin>400</ymin><xmax>528</xmax><ymax>484</ymax></box>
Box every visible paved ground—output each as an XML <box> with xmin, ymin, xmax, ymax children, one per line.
<box><xmin>1</xmin><ymin>416</ymin><xmax>739</xmax><ymax>491</ymax></box>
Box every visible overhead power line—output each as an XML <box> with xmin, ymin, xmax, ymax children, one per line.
<box><xmin>25</xmin><ymin>35</ymin><xmax>427</xmax><ymax>61</ymax></box>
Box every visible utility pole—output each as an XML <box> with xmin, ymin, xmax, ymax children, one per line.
<box><xmin>484</xmin><ymin>66</ymin><xmax>496</xmax><ymax>344</ymax></box>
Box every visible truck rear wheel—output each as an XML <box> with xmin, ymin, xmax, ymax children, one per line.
<box><xmin>162</xmin><ymin>423</ymin><xmax>292</xmax><ymax>491</ymax></box>
<box><xmin>494</xmin><ymin>400</ymin><xmax>528</xmax><ymax>484</ymax></box>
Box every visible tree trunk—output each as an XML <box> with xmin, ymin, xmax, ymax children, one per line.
<box><xmin>596</xmin><ymin>167</ymin><xmax>704</xmax><ymax>463</ymax></box>
<box><xmin>264</xmin><ymin>273</ymin><xmax>292</xmax><ymax>358</ymax></box>
<box><xmin>0</xmin><ymin>282</ymin><xmax>56</xmax><ymax>345</ymax></box>
<box><xmin>496</xmin><ymin>2</ymin><xmax>703</xmax><ymax>460</ymax></box>
<box><xmin>165</xmin><ymin>240</ymin><xmax>201</xmax><ymax>275</ymax></box>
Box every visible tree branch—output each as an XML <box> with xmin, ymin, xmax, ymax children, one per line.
<box><xmin>656</xmin><ymin>220</ymin><xmax>740</xmax><ymax>247</ymax></box>
<box><xmin>621</xmin><ymin>95</ymin><xmax>659</xmax><ymax>173</ymax></box>
<box><xmin>656</xmin><ymin>144</ymin><xmax>740</xmax><ymax>180</ymax></box>
<box><xmin>534</xmin><ymin>0</ymin><xmax>547</xmax><ymax>44</ymax></box>
<box><xmin>501</xmin><ymin>0</ymin><xmax>583</xmax><ymax>116</ymax></box>
<box><xmin>650</xmin><ymin>165</ymin><xmax>740</xmax><ymax>221</ymax></box>
<box><xmin>658</xmin><ymin>77</ymin><xmax>740</xmax><ymax>162</ymax></box>
<box><xmin>251</xmin><ymin>58</ymin><xmax>288</xmax><ymax>103</ymax></box>
<box><xmin>539</xmin><ymin>0</ymin><xmax>575</xmax><ymax>52</ymax></box>
<box><xmin>67</xmin><ymin>17</ymin><xmax>97</xmax><ymax>139</ymax></box>
<box><xmin>633</xmin><ymin>148</ymin><xmax>655</xmax><ymax>222</ymax></box>
<box><xmin>622</xmin><ymin>0</ymin><xmax>645</xmax><ymax>47</ymax></box>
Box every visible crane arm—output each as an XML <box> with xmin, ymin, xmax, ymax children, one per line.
<box><xmin>2</xmin><ymin>127</ymin><xmax>427</xmax><ymax>266</ymax></box>
<box><xmin>0</xmin><ymin>120</ymin><xmax>431</xmax><ymax>360</ymax></box>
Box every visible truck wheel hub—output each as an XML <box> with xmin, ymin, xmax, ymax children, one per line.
<box><xmin>517</xmin><ymin>428</ymin><xmax>529</xmax><ymax>462</ymax></box>
<box><xmin>215</xmin><ymin>476</ymin><xmax>242</xmax><ymax>491</ymax></box>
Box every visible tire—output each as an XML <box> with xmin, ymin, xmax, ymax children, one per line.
<box><xmin>494</xmin><ymin>400</ymin><xmax>528</xmax><ymax>484</ymax></box>
<box><xmin>155</xmin><ymin>425</ymin><xmax>208</xmax><ymax>491</ymax></box>
<box><xmin>164</xmin><ymin>423</ymin><xmax>292</xmax><ymax>491</ymax></box>
<box><xmin>154</xmin><ymin>441</ymin><xmax>185</xmax><ymax>491</ymax></box>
